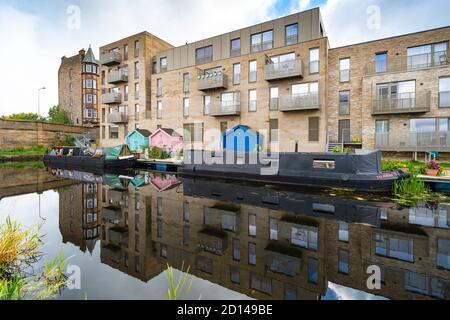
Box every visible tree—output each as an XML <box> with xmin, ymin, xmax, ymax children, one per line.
<box><xmin>47</xmin><ymin>105</ymin><xmax>71</xmax><ymax>125</ymax></box>
<box><xmin>3</xmin><ymin>113</ymin><xmax>42</xmax><ymax>121</ymax></box>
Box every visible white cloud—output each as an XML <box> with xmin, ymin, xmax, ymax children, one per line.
<box><xmin>327</xmin><ymin>282</ymin><xmax>388</xmax><ymax>300</ymax></box>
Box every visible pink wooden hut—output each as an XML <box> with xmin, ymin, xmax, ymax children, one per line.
<box><xmin>149</xmin><ymin>174</ymin><xmax>181</xmax><ymax>192</ymax></box>
<box><xmin>150</xmin><ymin>128</ymin><xmax>183</xmax><ymax>154</ymax></box>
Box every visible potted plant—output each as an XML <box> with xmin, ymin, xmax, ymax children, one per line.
<box><xmin>426</xmin><ymin>160</ymin><xmax>440</xmax><ymax>176</ymax></box>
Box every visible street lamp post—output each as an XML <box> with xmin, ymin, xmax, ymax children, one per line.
<box><xmin>38</xmin><ymin>87</ymin><xmax>46</xmax><ymax>117</ymax></box>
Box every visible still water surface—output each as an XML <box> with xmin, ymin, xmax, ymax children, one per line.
<box><xmin>0</xmin><ymin>166</ymin><xmax>449</xmax><ymax>300</ymax></box>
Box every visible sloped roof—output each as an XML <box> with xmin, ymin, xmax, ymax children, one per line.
<box><xmin>151</xmin><ymin>128</ymin><xmax>182</xmax><ymax>138</ymax></box>
<box><xmin>223</xmin><ymin>125</ymin><xmax>253</xmax><ymax>137</ymax></box>
<box><xmin>126</xmin><ymin>128</ymin><xmax>151</xmax><ymax>139</ymax></box>
<box><xmin>83</xmin><ymin>46</ymin><xmax>98</xmax><ymax>64</ymax></box>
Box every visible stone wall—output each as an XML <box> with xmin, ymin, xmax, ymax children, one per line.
<box><xmin>0</xmin><ymin>119</ymin><xmax>98</xmax><ymax>150</ymax></box>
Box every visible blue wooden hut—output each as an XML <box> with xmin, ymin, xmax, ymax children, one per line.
<box><xmin>222</xmin><ymin>125</ymin><xmax>263</xmax><ymax>152</ymax></box>
<box><xmin>125</xmin><ymin>129</ymin><xmax>151</xmax><ymax>152</ymax></box>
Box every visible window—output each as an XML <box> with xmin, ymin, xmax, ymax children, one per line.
<box><xmin>159</xmin><ymin>245</ymin><xmax>167</xmax><ymax>258</ymax></box>
<box><xmin>160</xmin><ymin>57</ymin><xmax>167</xmax><ymax>72</ymax></box>
<box><xmin>233</xmin><ymin>239</ymin><xmax>240</xmax><ymax>261</ymax></box>
<box><xmin>269</xmin><ymin>218</ymin><xmax>278</xmax><ymax>240</ymax></box>
<box><xmin>286</xmin><ymin>23</ymin><xmax>298</xmax><ymax>45</ymax></box>
<box><xmin>230</xmin><ymin>38</ymin><xmax>241</xmax><ymax>57</ymax></box>
<box><xmin>308</xmin><ymin>117</ymin><xmax>319</xmax><ymax>142</ymax></box>
<box><xmin>134</xmin><ymin>61</ymin><xmax>140</xmax><ymax>79</ymax></box>
<box><xmin>101</xmin><ymin>126</ymin><xmax>105</xmax><ymax>139</ymax></box>
<box><xmin>124</xmin><ymin>85</ymin><xmax>129</xmax><ymax>101</ymax></box>
<box><xmin>292</xmin><ymin>82</ymin><xmax>319</xmax><ymax>97</ymax></box>
<box><xmin>375</xmin><ymin>233</ymin><xmax>414</xmax><ymax>262</ymax></box>
<box><xmin>135</xmin><ymin>83</ymin><xmax>140</xmax><ymax>99</ymax></box>
<box><xmin>101</xmin><ymin>71</ymin><xmax>105</xmax><ymax>86</ymax></box>
<box><xmin>338</xmin><ymin>249</ymin><xmax>349</xmax><ymax>274</ymax></box>
<box><xmin>109</xmin><ymin>125</ymin><xmax>119</xmax><ymax>139</ymax></box>
<box><xmin>249</xmin><ymin>60</ymin><xmax>257</xmax><ymax>83</ymax></box>
<box><xmin>269</xmin><ymin>87</ymin><xmax>279</xmax><ymax>111</ymax></box>
<box><xmin>183</xmin><ymin>225</ymin><xmax>189</xmax><ymax>246</ymax></box>
<box><xmin>248</xmin><ymin>89</ymin><xmax>257</xmax><ymax>112</ymax></box>
<box><xmin>124</xmin><ymin>44</ymin><xmax>128</xmax><ymax>60</ymax></box>
<box><xmin>196</xmin><ymin>46</ymin><xmax>213</xmax><ymax>64</ymax></box>
<box><xmin>134</xmin><ymin>40</ymin><xmax>140</xmax><ymax>58</ymax></box>
<box><xmin>410</xmin><ymin>118</ymin><xmax>436</xmax><ymax>132</ymax></box>
<box><xmin>376</xmin><ymin>80</ymin><xmax>416</xmax><ymax>111</ymax></box>
<box><xmin>437</xmin><ymin>238</ymin><xmax>450</xmax><ymax>270</ymax></box>
<box><xmin>269</xmin><ymin>119</ymin><xmax>278</xmax><ymax>143</ymax></box>
<box><xmin>183</xmin><ymin>202</ymin><xmax>190</xmax><ymax>222</ymax></box>
<box><xmin>250</xmin><ymin>273</ymin><xmax>272</xmax><ymax>295</ymax></box>
<box><xmin>183</xmin><ymin>98</ymin><xmax>190</xmax><ymax>117</ymax></box>
<box><xmin>248</xmin><ymin>214</ymin><xmax>256</xmax><ymax>236</ymax></box>
<box><xmin>197</xmin><ymin>257</ymin><xmax>213</xmax><ymax>274</ymax></box>
<box><xmin>407</xmin><ymin>42</ymin><xmax>448</xmax><ymax>69</ymax></box>
<box><xmin>69</xmin><ymin>83</ymin><xmax>73</xmax><ymax>92</ymax></box>
<box><xmin>339</xmin><ymin>222</ymin><xmax>349</xmax><ymax>242</ymax></box>
<box><xmin>156</xmin><ymin>79</ymin><xmax>162</xmax><ymax>96</ymax></box>
<box><xmin>308</xmin><ymin>258</ymin><xmax>319</xmax><ymax>284</ymax></box>
<box><xmin>404</xmin><ymin>272</ymin><xmax>445</xmax><ymax>299</ymax></box>
<box><xmin>375</xmin><ymin>52</ymin><xmax>388</xmax><ymax>73</ymax></box>
<box><xmin>439</xmin><ymin>77</ymin><xmax>450</xmax><ymax>108</ymax></box>
<box><xmin>339</xmin><ymin>91</ymin><xmax>350</xmax><ymax>115</ymax></box>
<box><xmin>221</xmin><ymin>92</ymin><xmax>240</xmax><ymax>112</ymax></box>
<box><xmin>291</xmin><ymin>226</ymin><xmax>318</xmax><ymax>250</ymax></box>
<box><xmin>309</xmin><ymin>48</ymin><xmax>320</xmax><ymax>74</ymax></box>
<box><xmin>233</xmin><ymin>63</ymin><xmax>240</xmax><ymax>85</ymax></box>
<box><xmin>203</xmin><ymin>96</ymin><xmax>211</xmax><ymax>115</ymax></box>
<box><xmin>285</xmin><ymin>284</ymin><xmax>297</xmax><ymax>300</ymax></box>
<box><xmin>134</xmin><ymin>104</ymin><xmax>140</xmax><ymax>121</ymax></box>
<box><xmin>251</xmin><ymin>30</ymin><xmax>273</xmax><ymax>53</ymax></box>
<box><xmin>248</xmin><ymin>243</ymin><xmax>256</xmax><ymax>266</ymax></box>
<box><xmin>157</xmin><ymin>197</ymin><xmax>163</xmax><ymax>216</ymax></box>
<box><xmin>340</xmin><ymin>58</ymin><xmax>350</xmax><ymax>82</ymax></box>
<box><xmin>183</xmin><ymin>73</ymin><xmax>189</xmax><ymax>92</ymax></box>
<box><xmin>69</xmin><ymin>69</ymin><xmax>73</xmax><ymax>80</ymax></box>
<box><xmin>156</xmin><ymin>101</ymin><xmax>162</xmax><ymax>119</ymax></box>
<box><xmin>270</xmin><ymin>52</ymin><xmax>296</xmax><ymax>64</ymax></box>
<box><xmin>230</xmin><ymin>268</ymin><xmax>240</xmax><ymax>284</ymax></box>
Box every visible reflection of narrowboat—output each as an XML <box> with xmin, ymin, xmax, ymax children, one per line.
<box><xmin>180</xmin><ymin>150</ymin><xmax>409</xmax><ymax>192</ymax></box>
<box><xmin>44</xmin><ymin>145</ymin><xmax>136</xmax><ymax>169</ymax></box>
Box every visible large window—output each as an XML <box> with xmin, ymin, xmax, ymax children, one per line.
<box><xmin>308</xmin><ymin>117</ymin><xmax>319</xmax><ymax>142</ymax></box>
<box><xmin>196</xmin><ymin>46</ymin><xmax>213</xmax><ymax>64</ymax></box>
<box><xmin>375</xmin><ymin>233</ymin><xmax>414</xmax><ymax>262</ymax></box>
<box><xmin>230</xmin><ymin>38</ymin><xmax>241</xmax><ymax>57</ymax></box>
<box><xmin>291</xmin><ymin>226</ymin><xmax>318</xmax><ymax>250</ymax></box>
<box><xmin>156</xmin><ymin>101</ymin><xmax>162</xmax><ymax>119</ymax></box>
<box><xmin>250</xmin><ymin>273</ymin><xmax>272</xmax><ymax>295</ymax></box>
<box><xmin>156</xmin><ymin>79</ymin><xmax>162</xmax><ymax>97</ymax></box>
<box><xmin>134</xmin><ymin>61</ymin><xmax>140</xmax><ymax>79</ymax></box>
<box><xmin>339</xmin><ymin>222</ymin><xmax>349</xmax><ymax>242</ymax></box>
<box><xmin>248</xmin><ymin>214</ymin><xmax>256</xmax><ymax>236</ymax></box>
<box><xmin>109</xmin><ymin>125</ymin><xmax>119</xmax><ymax>139</ymax></box>
<box><xmin>270</xmin><ymin>52</ymin><xmax>296</xmax><ymax>64</ymax></box>
<box><xmin>376</xmin><ymin>80</ymin><xmax>416</xmax><ymax>110</ymax></box>
<box><xmin>437</xmin><ymin>238</ymin><xmax>450</xmax><ymax>270</ymax></box>
<box><xmin>134</xmin><ymin>40</ymin><xmax>140</xmax><ymax>58</ymax></box>
<box><xmin>269</xmin><ymin>218</ymin><xmax>278</xmax><ymax>240</ymax></box>
<box><xmin>160</xmin><ymin>57</ymin><xmax>167</xmax><ymax>72</ymax></box>
<box><xmin>183</xmin><ymin>73</ymin><xmax>190</xmax><ymax>93</ymax></box>
<box><xmin>249</xmin><ymin>60</ymin><xmax>257</xmax><ymax>83</ymax></box>
<box><xmin>233</xmin><ymin>63</ymin><xmax>240</xmax><ymax>85</ymax></box>
<box><xmin>339</xmin><ymin>91</ymin><xmax>350</xmax><ymax>115</ymax></box>
<box><xmin>270</xmin><ymin>87</ymin><xmax>279</xmax><ymax>111</ymax></box>
<box><xmin>248</xmin><ymin>89</ymin><xmax>257</xmax><ymax>112</ymax></box>
<box><xmin>439</xmin><ymin>77</ymin><xmax>450</xmax><ymax>108</ymax></box>
<box><xmin>203</xmin><ymin>96</ymin><xmax>211</xmax><ymax>115</ymax></box>
<box><xmin>407</xmin><ymin>42</ymin><xmax>448</xmax><ymax>70</ymax></box>
<box><xmin>309</xmin><ymin>48</ymin><xmax>320</xmax><ymax>74</ymax></box>
<box><xmin>251</xmin><ymin>30</ymin><xmax>273</xmax><ymax>53</ymax></box>
<box><xmin>308</xmin><ymin>258</ymin><xmax>319</xmax><ymax>284</ymax></box>
<box><xmin>340</xmin><ymin>58</ymin><xmax>350</xmax><ymax>82</ymax></box>
<box><xmin>292</xmin><ymin>82</ymin><xmax>319</xmax><ymax>97</ymax></box>
<box><xmin>248</xmin><ymin>243</ymin><xmax>256</xmax><ymax>266</ymax></box>
<box><xmin>233</xmin><ymin>239</ymin><xmax>240</xmax><ymax>261</ymax></box>
<box><xmin>338</xmin><ymin>249</ymin><xmax>349</xmax><ymax>274</ymax></box>
<box><xmin>183</xmin><ymin>98</ymin><xmax>190</xmax><ymax>117</ymax></box>
<box><xmin>285</xmin><ymin>23</ymin><xmax>298</xmax><ymax>45</ymax></box>
<box><xmin>404</xmin><ymin>272</ymin><xmax>445</xmax><ymax>299</ymax></box>
<box><xmin>375</xmin><ymin>52</ymin><xmax>388</xmax><ymax>73</ymax></box>
<box><xmin>123</xmin><ymin>44</ymin><xmax>128</xmax><ymax>60</ymax></box>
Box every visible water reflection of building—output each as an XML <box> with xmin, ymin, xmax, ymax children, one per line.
<box><xmin>59</xmin><ymin>182</ymin><xmax>101</xmax><ymax>254</ymax></box>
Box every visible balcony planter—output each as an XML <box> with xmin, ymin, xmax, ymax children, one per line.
<box><xmin>426</xmin><ymin>160</ymin><xmax>440</xmax><ymax>176</ymax></box>
<box><xmin>426</xmin><ymin>169</ymin><xmax>439</xmax><ymax>176</ymax></box>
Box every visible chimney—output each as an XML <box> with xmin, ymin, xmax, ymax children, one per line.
<box><xmin>79</xmin><ymin>49</ymin><xmax>86</xmax><ymax>61</ymax></box>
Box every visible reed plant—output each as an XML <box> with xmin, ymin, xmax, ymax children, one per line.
<box><xmin>164</xmin><ymin>261</ymin><xmax>194</xmax><ymax>300</ymax></box>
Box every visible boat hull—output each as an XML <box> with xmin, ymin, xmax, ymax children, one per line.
<box><xmin>43</xmin><ymin>155</ymin><xmax>136</xmax><ymax>169</ymax></box>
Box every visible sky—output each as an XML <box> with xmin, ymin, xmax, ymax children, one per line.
<box><xmin>0</xmin><ymin>0</ymin><xmax>449</xmax><ymax>117</ymax></box>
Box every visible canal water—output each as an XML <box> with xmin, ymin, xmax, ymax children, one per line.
<box><xmin>0</xmin><ymin>166</ymin><xmax>449</xmax><ymax>300</ymax></box>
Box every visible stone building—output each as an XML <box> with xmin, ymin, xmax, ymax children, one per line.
<box><xmin>58</xmin><ymin>47</ymin><xmax>100</xmax><ymax>126</ymax></box>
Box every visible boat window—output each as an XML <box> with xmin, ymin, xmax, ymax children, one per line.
<box><xmin>312</xmin><ymin>203</ymin><xmax>335</xmax><ymax>214</ymax></box>
<box><xmin>313</xmin><ymin>160</ymin><xmax>335</xmax><ymax>169</ymax></box>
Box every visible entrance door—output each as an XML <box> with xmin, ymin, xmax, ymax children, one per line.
<box><xmin>338</xmin><ymin>120</ymin><xmax>350</xmax><ymax>143</ymax></box>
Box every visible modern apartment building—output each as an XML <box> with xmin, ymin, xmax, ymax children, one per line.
<box><xmin>99</xmin><ymin>32</ymin><xmax>174</xmax><ymax>147</ymax></box>
<box><xmin>58</xmin><ymin>47</ymin><xmax>100</xmax><ymax>126</ymax></box>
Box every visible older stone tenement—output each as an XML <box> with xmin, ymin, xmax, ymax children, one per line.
<box><xmin>58</xmin><ymin>47</ymin><xmax>100</xmax><ymax>126</ymax></box>
<box><xmin>95</xmin><ymin>7</ymin><xmax>450</xmax><ymax>157</ymax></box>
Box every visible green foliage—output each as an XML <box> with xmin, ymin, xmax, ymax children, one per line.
<box><xmin>331</xmin><ymin>146</ymin><xmax>351</xmax><ymax>153</ymax></box>
<box><xmin>165</xmin><ymin>262</ymin><xmax>194</xmax><ymax>300</ymax></box>
<box><xmin>3</xmin><ymin>113</ymin><xmax>44</xmax><ymax>121</ymax></box>
<box><xmin>0</xmin><ymin>161</ymin><xmax>44</xmax><ymax>170</ymax></box>
<box><xmin>382</xmin><ymin>160</ymin><xmax>426</xmax><ymax>174</ymax></box>
<box><xmin>148</xmin><ymin>146</ymin><xmax>171</xmax><ymax>160</ymax></box>
<box><xmin>47</xmin><ymin>106</ymin><xmax>71</xmax><ymax>125</ymax></box>
<box><xmin>0</xmin><ymin>145</ymin><xmax>47</xmax><ymax>156</ymax></box>
<box><xmin>64</xmin><ymin>135</ymin><xmax>77</xmax><ymax>147</ymax></box>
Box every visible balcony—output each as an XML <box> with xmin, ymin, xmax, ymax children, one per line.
<box><xmin>364</xmin><ymin>51</ymin><xmax>449</xmax><ymax>76</ymax></box>
<box><xmin>198</xmin><ymin>228</ymin><xmax>228</xmax><ymax>255</ymax></box>
<box><xmin>209</xmin><ymin>100</ymin><xmax>241</xmax><ymax>116</ymax></box>
<box><xmin>251</xmin><ymin>41</ymin><xmax>273</xmax><ymax>53</ymax></box>
<box><xmin>100</xmin><ymin>51</ymin><xmax>121</xmax><ymax>66</ymax></box>
<box><xmin>101</xmin><ymin>92</ymin><xmax>122</xmax><ymax>104</ymax></box>
<box><xmin>107</xmin><ymin>70</ymin><xmax>128</xmax><ymax>84</ymax></box>
<box><xmin>102</xmin><ymin>244</ymin><xmax>121</xmax><ymax>265</ymax></box>
<box><xmin>265</xmin><ymin>243</ymin><xmax>302</xmax><ymax>277</ymax></box>
<box><xmin>279</xmin><ymin>94</ymin><xmax>320</xmax><ymax>112</ymax></box>
<box><xmin>107</xmin><ymin>112</ymin><xmax>128</xmax><ymax>124</ymax></box>
<box><xmin>375</xmin><ymin>131</ymin><xmax>450</xmax><ymax>152</ymax></box>
<box><xmin>108</xmin><ymin>226</ymin><xmax>128</xmax><ymax>246</ymax></box>
<box><xmin>197</xmin><ymin>73</ymin><xmax>228</xmax><ymax>91</ymax></box>
<box><xmin>102</xmin><ymin>206</ymin><xmax>122</xmax><ymax>224</ymax></box>
<box><xmin>372</xmin><ymin>91</ymin><xmax>431</xmax><ymax>115</ymax></box>
<box><xmin>204</xmin><ymin>206</ymin><xmax>240</xmax><ymax>233</ymax></box>
<box><xmin>265</xmin><ymin>59</ymin><xmax>303</xmax><ymax>81</ymax></box>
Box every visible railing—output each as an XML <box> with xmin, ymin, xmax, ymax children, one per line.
<box><xmin>100</xmin><ymin>51</ymin><xmax>121</xmax><ymax>66</ymax></box>
<box><xmin>209</xmin><ymin>100</ymin><xmax>241</xmax><ymax>116</ymax></box>
<box><xmin>265</xmin><ymin>59</ymin><xmax>303</xmax><ymax>81</ymax></box>
<box><xmin>230</xmin><ymin>48</ymin><xmax>241</xmax><ymax>57</ymax></box>
<box><xmin>286</xmin><ymin>35</ymin><xmax>298</xmax><ymax>46</ymax></box>
<box><xmin>372</xmin><ymin>91</ymin><xmax>431</xmax><ymax>115</ymax></box>
<box><xmin>197</xmin><ymin>73</ymin><xmax>228</xmax><ymax>91</ymax></box>
<box><xmin>251</xmin><ymin>41</ymin><xmax>273</xmax><ymax>53</ymax></box>
<box><xmin>160</xmin><ymin>66</ymin><xmax>167</xmax><ymax>73</ymax></box>
<box><xmin>375</xmin><ymin>131</ymin><xmax>450</xmax><ymax>152</ymax></box>
<box><xmin>365</xmin><ymin>51</ymin><xmax>449</xmax><ymax>75</ymax></box>
<box><xmin>101</xmin><ymin>92</ymin><xmax>122</xmax><ymax>104</ymax></box>
<box><xmin>107</xmin><ymin>112</ymin><xmax>128</xmax><ymax>124</ymax></box>
<box><xmin>439</xmin><ymin>91</ymin><xmax>450</xmax><ymax>108</ymax></box>
<box><xmin>280</xmin><ymin>93</ymin><xmax>320</xmax><ymax>112</ymax></box>
<box><xmin>269</xmin><ymin>98</ymin><xmax>279</xmax><ymax>111</ymax></box>
<box><xmin>106</xmin><ymin>70</ymin><xmax>128</xmax><ymax>84</ymax></box>
<box><xmin>196</xmin><ymin>56</ymin><xmax>213</xmax><ymax>65</ymax></box>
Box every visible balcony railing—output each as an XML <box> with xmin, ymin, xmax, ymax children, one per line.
<box><xmin>209</xmin><ymin>100</ymin><xmax>241</xmax><ymax>116</ymax></box>
<box><xmin>230</xmin><ymin>48</ymin><xmax>241</xmax><ymax>57</ymax></box>
<box><xmin>197</xmin><ymin>73</ymin><xmax>228</xmax><ymax>91</ymax></box>
<box><xmin>365</xmin><ymin>51</ymin><xmax>449</xmax><ymax>75</ymax></box>
<box><xmin>108</xmin><ymin>227</ymin><xmax>128</xmax><ymax>246</ymax></box>
<box><xmin>372</xmin><ymin>91</ymin><xmax>431</xmax><ymax>115</ymax></box>
<box><xmin>101</xmin><ymin>92</ymin><xmax>122</xmax><ymax>104</ymax></box>
<box><xmin>107</xmin><ymin>112</ymin><xmax>128</xmax><ymax>124</ymax></box>
<box><xmin>251</xmin><ymin>41</ymin><xmax>273</xmax><ymax>53</ymax></box>
<box><xmin>280</xmin><ymin>93</ymin><xmax>320</xmax><ymax>112</ymax></box>
<box><xmin>204</xmin><ymin>206</ymin><xmax>240</xmax><ymax>233</ymax></box>
<box><xmin>106</xmin><ymin>70</ymin><xmax>128</xmax><ymax>84</ymax></box>
<box><xmin>196</xmin><ymin>56</ymin><xmax>213</xmax><ymax>65</ymax></box>
<box><xmin>375</xmin><ymin>131</ymin><xmax>450</xmax><ymax>152</ymax></box>
<box><xmin>100</xmin><ymin>51</ymin><xmax>121</xmax><ymax>66</ymax></box>
<box><xmin>265</xmin><ymin>59</ymin><xmax>303</xmax><ymax>81</ymax></box>
<box><xmin>102</xmin><ymin>207</ymin><xmax>122</xmax><ymax>224</ymax></box>
<box><xmin>269</xmin><ymin>98</ymin><xmax>279</xmax><ymax>111</ymax></box>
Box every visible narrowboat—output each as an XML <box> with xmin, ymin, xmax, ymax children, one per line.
<box><xmin>43</xmin><ymin>145</ymin><xmax>137</xmax><ymax>169</ymax></box>
<box><xmin>179</xmin><ymin>150</ymin><xmax>409</xmax><ymax>192</ymax></box>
